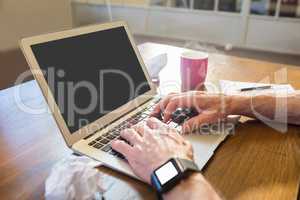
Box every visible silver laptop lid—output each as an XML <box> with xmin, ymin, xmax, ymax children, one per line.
<box><xmin>20</xmin><ymin>21</ymin><xmax>156</xmax><ymax>146</ymax></box>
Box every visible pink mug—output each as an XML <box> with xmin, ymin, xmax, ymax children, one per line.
<box><xmin>180</xmin><ymin>51</ymin><xmax>208</xmax><ymax>91</ymax></box>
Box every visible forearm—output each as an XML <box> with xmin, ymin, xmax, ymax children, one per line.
<box><xmin>163</xmin><ymin>173</ymin><xmax>221</xmax><ymax>200</ymax></box>
<box><xmin>228</xmin><ymin>92</ymin><xmax>300</xmax><ymax>125</ymax></box>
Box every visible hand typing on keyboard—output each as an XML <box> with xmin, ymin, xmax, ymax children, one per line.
<box><xmin>111</xmin><ymin>118</ymin><xmax>221</xmax><ymax>200</ymax></box>
<box><xmin>151</xmin><ymin>91</ymin><xmax>230</xmax><ymax>133</ymax></box>
<box><xmin>88</xmin><ymin>100</ymin><xmax>161</xmax><ymax>158</ymax></box>
<box><xmin>111</xmin><ymin>117</ymin><xmax>194</xmax><ymax>184</ymax></box>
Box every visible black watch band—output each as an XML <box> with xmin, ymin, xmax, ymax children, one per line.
<box><xmin>151</xmin><ymin>157</ymin><xmax>200</xmax><ymax>198</ymax></box>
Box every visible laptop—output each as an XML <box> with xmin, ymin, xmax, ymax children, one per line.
<box><xmin>20</xmin><ymin>21</ymin><xmax>230</xmax><ymax>180</ymax></box>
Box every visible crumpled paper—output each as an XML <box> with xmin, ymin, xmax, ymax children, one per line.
<box><xmin>45</xmin><ymin>155</ymin><xmax>104</xmax><ymax>200</ymax></box>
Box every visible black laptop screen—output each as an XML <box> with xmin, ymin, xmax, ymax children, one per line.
<box><xmin>31</xmin><ymin>27</ymin><xmax>151</xmax><ymax>133</ymax></box>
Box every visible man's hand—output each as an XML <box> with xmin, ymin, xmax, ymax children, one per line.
<box><xmin>151</xmin><ymin>91</ymin><xmax>232</xmax><ymax>133</ymax></box>
<box><xmin>111</xmin><ymin>117</ymin><xmax>194</xmax><ymax>184</ymax></box>
<box><xmin>111</xmin><ymin>117</ymin><xmax>221</xmax><ymax>200</ymax></box>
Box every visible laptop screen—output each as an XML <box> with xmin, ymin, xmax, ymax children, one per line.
<box><xmin>31</xmin><ymin>27</ymin><xmax>151</xmax><ymax>133</ymax></box>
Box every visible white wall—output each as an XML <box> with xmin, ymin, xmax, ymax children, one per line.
<box><xmin>0</xmin><ymin>0</ymin><xmax>73</xmax><ymax>51</ymax></box>
<box><xmin>72</xmin><ymin>3</ymin><xmax>148</xmax><ymax>34</ymax></box>
<box><xmin>72</xmin><ymin>3</ymin><xmax>244</xmax><ymax>46</ymax></box>
<box><xmin>246</xmin><ymin>17</ymin><xmax>300</xmax><ymax>54</ymax></box>
<box><xmin>146</xmin><ymin>9</ymin><xmax>244</xmax><ymax>46</ymax></box>
<box><xmin>72</xmin><ymin>1</ymin><xmax>300</xmax><ymax>55</ymax></box>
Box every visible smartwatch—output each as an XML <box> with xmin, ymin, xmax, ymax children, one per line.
<box><xmin>151</xmin><ymin>158</ymin><xmax>200</xmax><ymax>197</ymax></box>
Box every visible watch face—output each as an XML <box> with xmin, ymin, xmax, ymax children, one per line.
<box><xmin>155</xmin><ymin>161</ymin><xmax>179</xmax><ymax>185</ymax></box>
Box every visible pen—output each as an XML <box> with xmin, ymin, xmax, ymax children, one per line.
<box><xmin>240</xmin><ymin>85</ymin><xmax>272</xmax><ymax>92</ymax></box>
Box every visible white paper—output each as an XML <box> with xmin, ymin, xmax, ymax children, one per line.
<box><xmin>219</xmin><ymin>80</ymin><xmax>295</xmax><ymax>95</ymax></box>
<box><xmin>144</xmin><ymin>53</ymin><xmax>168</xmax><ymax>78</ymax></box>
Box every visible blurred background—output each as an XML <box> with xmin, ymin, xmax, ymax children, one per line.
<box><xmin>1</xmin><ymin>0</ymin><xmax>299</xmax><ymax>89</ymax></box>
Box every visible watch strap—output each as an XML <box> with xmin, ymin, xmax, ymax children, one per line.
<box><xmin>176</xmin><ymin>158</ymin><xmax>200</xmax><ymax>173</ymax></box>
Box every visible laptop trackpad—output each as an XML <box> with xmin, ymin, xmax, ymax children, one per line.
<box><xmin>183</xmin><ymin>134</ymin><xmax>227</xmax><ymax>170</ymax></box>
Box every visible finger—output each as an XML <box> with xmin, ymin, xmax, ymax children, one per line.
<box><xmin>151</xmin><ymin>96</ymin><xmax>171</xmax><ymax>117</ymax></box>
<box><xmin>111</xmin><ymin>140</ymin><xmax>134</xmax><ymax>159</ymax></box>
<box><xmin>182</xmin><ymin>112</ymin><xmax>218</xmax><ymax>134</ymax></box>
<box><xmin>163</xmin><ymin>93</ymin><xmax>198</xmax><ymax>122</ymax></box>
<box><xmin>144</xmin><ymin>118</ymin><xmax>178</xmax><ymax>145</ymax></box>
<box><xmin>162</xmin><ymin>129</ymin><xmax>185</xmax><ymax>144</ymax></box>
<box><xmin>146</xmin><ymin>117</ymin><xmax>169</xmax><ymax>130</ymax></box>
<box><xmin>131</xmin><ymin>123</ymin><xmax>145</xmax><ymax>136</ymax></box>
<box><xmin>163</xmin><ymin>97</ymin><xmax>182</xmax><ymax>122</ymax></box>
<box><xmin>132</xmin><ymin>122</ymin><xmax>153</xmax><ymax>136</ymax></box>
<box><xmin>120</xmin><ymin>129</ymin><xmax>143</xmax><ymax>145</ymax></box>
<box><xmin>145</xmin><ymin>117</ymin><xmax>182</xmax><ymax>144</ymax></box>
<box><xmin>151</xmin><ymin>93</ymin><xmax>179</xmax><ymax>117</ymax></box>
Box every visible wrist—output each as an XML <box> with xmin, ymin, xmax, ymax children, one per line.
<box><xmin>163</xmin><ymin>173</ymin><xmax>203</xmax><ymax>200</ymax></box>
<box><xmin>163</xmin><ymin>173</ymin><xmax>220</xmax><ymax>200</ymax></box>
<box><xmin>225</xmin><ymin>94</ymin><xmax>250</xmax><ymax>116</ymax></box>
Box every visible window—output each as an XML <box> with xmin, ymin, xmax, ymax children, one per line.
<box><xmin>170</xmin><ymin>0</ymin><xmax>191</xmax><ymax>9</ymax></box>
<box><xmin>279</xmin><ymin>0</ymin><xmax>300</xmax><ymax>18</ymax></box>
<box><xmin>149</xmin><ymin>0</ymin><xmax>243</xmax><ymax>12</ymax></box>
<box><xmin>250</xmin><ymin>0</ymin><xmax>276</xmax><ymax>16</ymax></box>
<box><xmin>150</xmin><ymin>0</ymin><xmax>190</xmax><ymax>8</ymax></box>
<box><xmin>194</xmin><ymin>0</ymin><xmax>215</xmax><ymax>10</ymax></box>
<box><xmin>150</xmin><ymin>0</ymin><xmax>169</xmax><ymax>7</ymax></box>
<box><xmin>218</xmin><ymin>0</ymin><xmax>243</xmax><ymax>12</ymax></box>
<box><xmin>120</xmin><ymin>0</ymin><xmax>300</xmax><ymax>18</ymax></box>
<box><xmin>250</xmin><ymin>0</ymin><xmax>300</xmax><ymax>18</ymax></box>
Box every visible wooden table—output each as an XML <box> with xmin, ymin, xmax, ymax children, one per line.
<box><xmin>0</xmin><ymin>43</ymin><xmax>299</xmax><ymax>200</ymax></box>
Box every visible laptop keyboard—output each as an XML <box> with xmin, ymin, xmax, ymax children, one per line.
<box><xmin>88</xmin><ymin>98</ymin><xmax>160</xmax><ymax>160</ymax></box>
